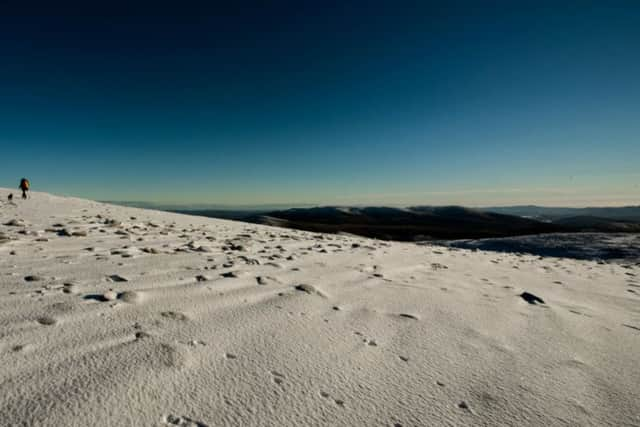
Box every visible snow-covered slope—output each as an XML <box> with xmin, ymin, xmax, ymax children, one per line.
<box><xmin>1</xmin><ymin>189</ymin><xmax>639</xmax><ymax>426</ymax></box>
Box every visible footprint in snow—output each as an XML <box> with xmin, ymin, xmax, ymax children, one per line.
<box><xmin>270</xmin><ymin>370</ymin><xmax>285</xmax><ymax>385</ymax></box>
<box><xmin>164</xmin><ymin>414</ymin><xmax>208</xmax><ymax>427</ymax></box>
<box><xmin>319</xmin><ymin>390</ymin><xmax>346</xmax><ymax>407</ymax></box>
<box><xmin>161</xmin><ymin>311</ymin><xmax>188</xmax><ymax>321</ymax></box>
<box><xmin>36</xmin><ymin>316</ymin><xmax>57</xmax><ymax>326</ymax></box>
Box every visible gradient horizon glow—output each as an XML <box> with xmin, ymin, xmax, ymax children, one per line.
<box><xmin>1</xmin><ymin>2</ymin><xmax>638</xmax><ymax>207</ymax></box>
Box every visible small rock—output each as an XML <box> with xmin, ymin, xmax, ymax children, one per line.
<box><xmin>398</xmin><ymin>313</ymin><xmax>419</xmax><ymax>320</ymax></box>
<box><xmin>238</xmin><ymin>256</ymin><xmax>261</xmax><ymax>265</ymax></box>
<box><xmin>458</xmin><ymin>401</ymin><xmax>472</xmax><ymax>412</ymax></box>
<box><xmin>220</xmin><ymin>271</ymin><xmax>239</xmax><ymax>278</ymax></box>
<box><xmin>520</xmin><ymin>292</ymin><xmax>545</xmax><ymax>305</ymax></box>
<box><xmin>294</xmin><ymin>284</ymin><xmax>326</xmax><ymax>297</ymax></box>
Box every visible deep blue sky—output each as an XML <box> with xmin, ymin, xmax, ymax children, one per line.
<box><xmin>1</xmin><ymin>2</ymin><xmax>638</xmax><ymax>206</ymax></box>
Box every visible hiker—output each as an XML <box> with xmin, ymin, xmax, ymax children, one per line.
<box><xmin>19</xmin><ymin>178</ymin><xmax>30</xmax><ymax>199</ymax></box>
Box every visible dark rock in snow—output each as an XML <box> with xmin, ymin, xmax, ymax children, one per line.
<box><xmin>520</xmin><ymin>291</ymin><xmax>545</xmax><ymax>305</ymax></box>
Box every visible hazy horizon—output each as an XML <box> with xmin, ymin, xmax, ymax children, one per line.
<box><xmin>102</xmin><ymin>197</ymin><xmax>639</xmax><ymax>210</ymax></box>
<box><xmin>1</xmin><ymin>3</ymin><xmax>638</xmax><ymax>206</ymax></box>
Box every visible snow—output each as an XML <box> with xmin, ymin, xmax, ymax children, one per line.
<box><xmin>1</xmin><ymin>188</ymin><xmax>639</xmax><ymax>426</ymax></box>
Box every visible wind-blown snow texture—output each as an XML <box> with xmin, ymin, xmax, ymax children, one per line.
<box><xmin>1</xmin><ymin>189</ymin><xmax>639</xmax><ymax>426</ymax></box>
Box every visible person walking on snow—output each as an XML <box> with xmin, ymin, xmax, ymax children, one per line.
<box><xmin>19</xmin><ymin>178</ymin><xmax>30</xmax><ymax>199</ymax></box>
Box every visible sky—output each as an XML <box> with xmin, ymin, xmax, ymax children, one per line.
<box><xmin>0</xmin><ymin>1</ymin><xmax>638</xmax><ymax>207</ymax></box>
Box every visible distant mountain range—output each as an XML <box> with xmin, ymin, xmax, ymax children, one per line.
<box><xmin>244</xmin><ymin>206</ymin><xmax>563</xmax><ymax>240</ymax></box>
<box><xmin>106</xmin><ymin>201</ymin><xmax>640</xmax><ymax>241</ymax></box>
<box><xmin>242</xmin><ymin>206</ymin><xmax>640</xmax><ymax>241</ymax></box>
<box><xmin>480</xmin><ymin>205</ymin><xmax>640</xmax><ymax>222</ymax></box>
